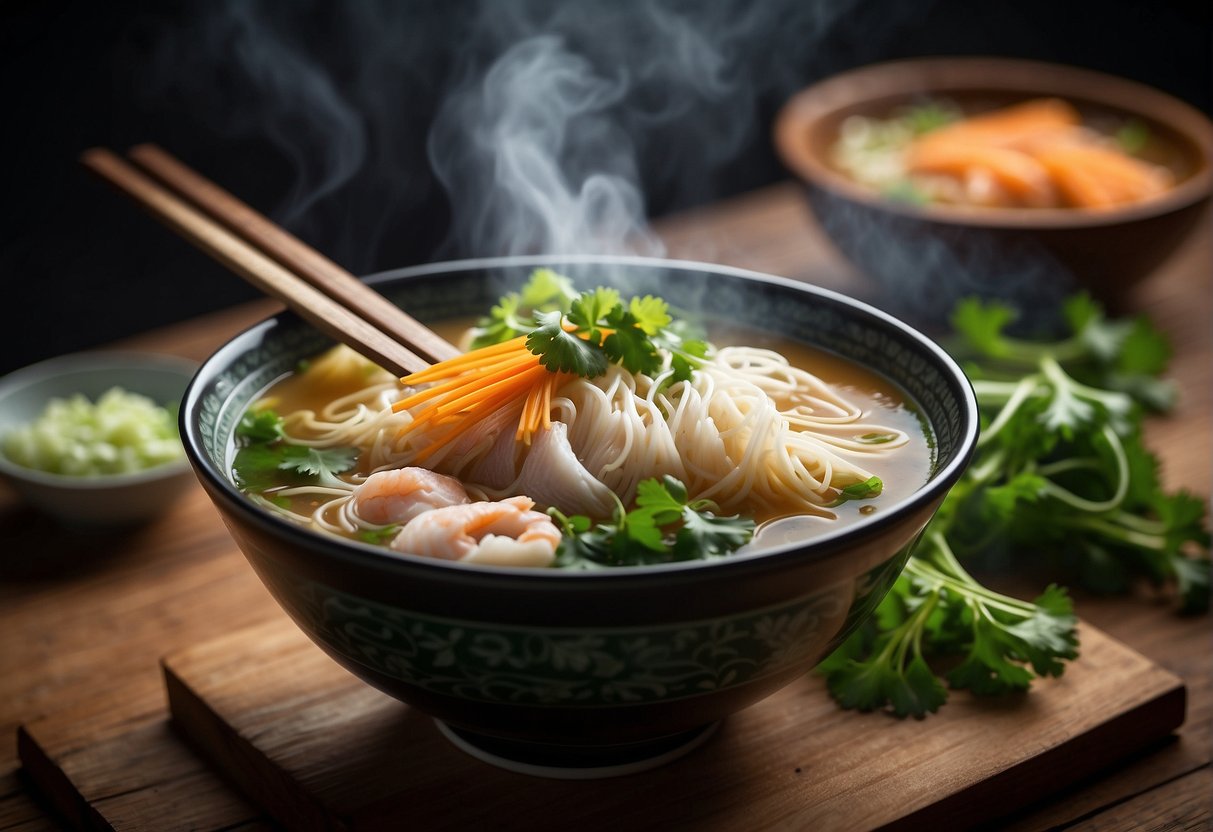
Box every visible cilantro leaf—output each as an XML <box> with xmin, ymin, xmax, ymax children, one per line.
<box><xmin>277</xmin><ymin>446</ymin><xmax>359</xmax><ymax>478</ymax></box>
<box><xmin>359</xmin><ymin>524</ymin><xmax>401</xmax><ymax>545</ymax></box>
<box><xmin>1115</xmin><ymin>119</ymin><xmax>1150</xmax><ymax>154</ymax></box>
<box><xmin>674</xmin><ymin>509</ymin><xmax>757</xmax><ymax>559</ymax></box>
<box><xmin>567</xmin><ymin>288</ymin><xmax>621</xmax><ymax>335</ymax></box>
<box><xmin>470</xmin><ymin>268</ymin><xmax>579</xmax><ymax>349</ymax></box>
<box><xmin>629</xmin><ymin>295</ymin><xmax>672</xmax><ymax>335</ymax></box>
<box><xmin>233</xmin><ymin>441</ymin><xmax>358</xmax><ymax>490</ymax></box>
<box><xmin>1173</xmin><ymin>556</ymin><xmax>1212</xmax><ymax>615</ymax></box>
<box><xmin>526</xmin><ymin>310</ymin><xmax>608</xmax><ymax>376</ymax></box>
<box><xmin>827</xmin><ymin>653</ymin><xmax>903</xmax><ymax>713</ymax></box>
<box><xmin>481</xmin><ymin>276</ymin><xmax>707</xmax><ymax>382</ymax></box>
<box><xmin>471</xmin><ymin>294</ymin><xmax>529</xmax><ymax>348</ymax></box>
<box><xmin>1038</xmin><ymin>382</ymin><xmax>1095</xmax><ymax>437</ymax></box>
<box><xmin>669</xmin><ymin>339</ymin><xmax>710</xmax><ymax>384</ymax></box>
<box><xmin>519</xmin><ymin>268</ymin><xmax>578</xmax><ymax>308</ymax></box>
<box><xmin>822</xmin><ymin>572</ymin><xmax>949</xmax><ymax>718</ymax></box>
<box><xmin>236</xmin><ymin>410</ymin><xmax>285</xmax><ymax>444</ymax></box>
<box><xmin>602</xmin><ymin>308</ymin><xmax>662</xmax><ymax>375</ymax></box>
<box><xmin>1116</xmin><ymin>318</ymin><xmax>1172</xmax><ymax>376</ymax></box>
<box><xmin>979</xmin><ymin>472</ymin><xmax>1046</xmax><ymax>524</ymax></box>
<box><xmin>951</xmin><ymin>298</ymin><xmax>1016</xmax><ymax>359</ymax></box>
<box><xmin>1062</xmin><ymin>293</ymin><xmax>1103</xmax><ymax>338</ymax></box>
<box><xmin>233</xmin><ymin>443</ymin><xmax>295</xmax><ymax>491</ymax></box>
<box><xmin>833</xmin><ymin>476</ymin><xmax>883</xmax><ymax>505</ymax></box>
<box><xmin>633</xmin><ymin>476</ymin><xmax>687</xmax><ymax>523</ymax></box>
<box><xmin>857</xmin><ymin>432</ymin><xmax>899</xmax><ymax>445</ymax></box>
<box><xmin>554</xmin><ymin>477</ymin><xmax>754</xmax><ymax>568</ymax></box>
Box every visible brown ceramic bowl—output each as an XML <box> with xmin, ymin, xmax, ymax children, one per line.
<box><xmin>774</xmin><ymin>57</ymin><xmax>1213</xmax><ymax>325</ymax></box>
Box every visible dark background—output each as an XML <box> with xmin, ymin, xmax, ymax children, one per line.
<box><xmin>1</xmin><ymin>0</ymin><xmax>1208</xmax><ymax>376</ymax></box>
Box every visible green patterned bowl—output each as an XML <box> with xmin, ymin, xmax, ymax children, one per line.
<box><xmin>181</xmin><ymin>255</ymin><xmax>978</xmax><ymax>777</ymax></box>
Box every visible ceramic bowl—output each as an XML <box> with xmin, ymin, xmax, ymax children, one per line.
<box><xmin>0</xmin><ymin>351</ymin><xmax>197</xmax><ymax>526</ymax></box>
<box><xmin>774</xmin><ymin>57</ymin><xmax>1213</xmax><ymax>325</ymax></box>
<box><xmin>181</xmin><ymin>255</ymin><xmax>978</xmax><ymax>776</ymax></box>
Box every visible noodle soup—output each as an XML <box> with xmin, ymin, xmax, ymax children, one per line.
<box><xmin>831</xmin><ymin>97</ymin><xmax>1183</xmax><ymax>211</ymax></box>
<box><xmin>230</xmin><ymin>299</ymin><xmax>932</xmax><ymax>567</ymax></box>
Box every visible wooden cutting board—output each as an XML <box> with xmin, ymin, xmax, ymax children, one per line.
<box><xmin>153</xmin><ymin>615</ymin><xmax>1183</xmax><ymax>832</ymax></box>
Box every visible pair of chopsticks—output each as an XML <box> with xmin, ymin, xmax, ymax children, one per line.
<box><xmin>81</xmin><ymin>145</ymin><xmax>460</xmax><ymax>376</ymax></box>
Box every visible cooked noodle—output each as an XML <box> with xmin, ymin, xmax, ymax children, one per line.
<box><xmin>260</xmin><ymin>343</ymin><xmax>909</xmax><ymax>527</ymax></box>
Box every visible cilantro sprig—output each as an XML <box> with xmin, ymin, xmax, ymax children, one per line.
<box><xmin>232</xmin><ymin>408</ymin><xmax>359</xmax><ymax>491</ymax></box>
<box><xmin>527</xmin><ymin>287</ymin><xmax>667</xmax><ymax>376</ymax></box>
<box><xmin>472</xmin><ymin>269</ymin><xmax>711</xmax><ymax>382</ymax></box>
<box><xmin>551</xmin><ymin>476</ymin><xmax>755</xmax><ymax>568</ymax></box>
<box><xmin>822</xmin><ymin>294</ymin><xmax>1209</xmax><ymax>718</ymax></box>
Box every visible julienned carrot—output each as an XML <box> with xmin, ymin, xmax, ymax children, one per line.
<box><xmin>393</xmin><ymin>335</ymin><xmax>575</xmax><ymax>458</ymax></box>
<box><xmin>399</xmin><ymin>335</ymin><xmax>529</xmax><ymax>385</ymax></box>
<box><xmin>396</xmin><ymin>352</ymin><xmax>537</xmax><ymax>410</ymax></box>
<box><xmin>517</xmin><ymin>371</ymin><xmax>571</xmax><ymax>441</ymax></box>
<box><xmin>435</xmin><ymin>364</ymin><xmax>550</xmax><ymax>418</ymax></box>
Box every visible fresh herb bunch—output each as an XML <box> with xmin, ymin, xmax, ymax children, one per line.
<box><xmin>821</xmin><ymin>295</ymin><xmax>1210</xmax><ymax>718</ymax></box>
<box><xmin>471</xmin><ymin>269</ymin><xmax>710</xmax><ymax>382</ymax></box>
<box><xmin>550</xmin><ymin>476</ymin><xmax>755</xmax><ymax>568</ymax></box>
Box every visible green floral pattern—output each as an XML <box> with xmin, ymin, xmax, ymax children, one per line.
<box><xmin>265</xmin><ymin>572</ymin><xmax>853</xmax><ymax>705</ymax></box>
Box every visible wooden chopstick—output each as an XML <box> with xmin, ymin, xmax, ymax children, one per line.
<box><xmin>81</xmin><ymin>147</ymin><xmax>435</xmax><ymax>377</ymax></box>
<box><xmin>126</xmin><ymin>144</ymin><xmax>459</xmax><ymax>366</ymax></box>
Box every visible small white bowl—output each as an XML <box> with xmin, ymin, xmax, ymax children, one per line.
<box><xmin>0</xmin><ymin>351</ymin><xmax>199</xmax><ymax>526</ymax></box>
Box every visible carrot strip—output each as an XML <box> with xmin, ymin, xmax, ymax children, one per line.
<box><xmin>434</xmin><ymin>364</ymin><xmax>548</xmax><ymax>418</ymax></box>
<box><xmin>392</xmin><ymin>351</ymin><xmax>537</xmax><ymax>413</ymax></box>
<box><xmin>540</xmin><ymin>372</ymin><xmax>559</xmax><ymax>431</ymax></box>
<box><xmin>394</xmin><ymin>326</ymin><xmax>584</xmax><ymax>456</ymax></box>
<box><xmin>517</xmin><ymin>376</ymin><xmax>545</xmax><ymax>443</ymax></box>
<box><xmin>399</xmin><ymin>335</ymin><xmax>529</xmax><ymax>385</ymax></box>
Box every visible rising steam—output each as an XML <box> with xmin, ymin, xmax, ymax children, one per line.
<box><xmin>429</xmin><ymin>35</ymin><xmax>655</xmax><ymax>257</ymax></box>
<box><xmin>138</xmin><ymin>0</ymin><xmax>881</xmax><ymax>266</ymax></box>
<box><xmin>429</xmin><ymin>0</ymin><xmax>867</xmax><ymax>258</ymax></box>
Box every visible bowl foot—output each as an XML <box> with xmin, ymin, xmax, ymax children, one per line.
<box><xmin>434</xmin><ymin>719</ymin><xmax>720</xmax><ymax>779</ymax></box>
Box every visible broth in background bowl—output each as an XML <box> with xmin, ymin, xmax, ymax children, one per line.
<box><xmin>774</xmin><ymin>57</ymin><xmax>1213</xmax><ymax>326</ymax></box>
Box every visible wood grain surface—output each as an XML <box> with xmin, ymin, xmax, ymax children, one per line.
<box><xmin>1</xmin><ymin>183</ymin><xmax>1209</xmax><ymax>831</ymax></box>
<box><xmin>152</xmin><ymin>617</ymin><xmax>1183</xmax><ymax>832</ymax></box>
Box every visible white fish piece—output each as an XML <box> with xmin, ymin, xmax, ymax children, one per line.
<box><xmin>503</xmin><ymin>422</ymin><xmax>616</xmax><ymax>518</ymax></box>
<box><xmin>465</xmin><ymin>419</ymin><xmax>522</xmax><ymax>490</ymax></box>
<box><xmin>352</xmin><ymin>467</ymin><xmax>470</xmax><ymax>525</ymax></box>
<box><xmin>391</xmin><ymin>495</ymin><xmax>561</xmax><ymax>567</ymax></box>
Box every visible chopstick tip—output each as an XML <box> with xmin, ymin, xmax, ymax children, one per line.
<box><xmin>128</xmin><ymin>142</ymin><xmax>164</xmax><ymax>160</ymax></box>
<box><xmin>79</xmin><ymin>146</ymin><xmax>121</xmax><ymax>172</ymax></box>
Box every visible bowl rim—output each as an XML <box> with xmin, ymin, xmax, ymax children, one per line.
<box><xmin>774</xmin><ymin>56</ymin><xmax>1213</xmax><ymax>229</ymax></box>
<box><xmin>181</xmin><ymin>254</ymin><xmax>979</xmax><ymax>582</ymax></box>
<box><xmin>0</xmin><ymin>350</ymin><xmax>198</xmax><ymax>488</ymax></box>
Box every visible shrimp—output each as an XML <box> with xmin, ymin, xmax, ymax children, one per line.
<box><xmin>391</xmin><ymin>496</ymin><xmax>562</xmax><ymax>568</ymax></box>
<box><xmin>352</xmin><ymin>467</ymin><xmax>470</xmax><ymax>525</ymax></box>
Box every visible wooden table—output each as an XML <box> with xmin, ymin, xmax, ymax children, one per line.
<box><xmin>1</xmin><ymin>182</ymin><xmax>1209</xmax><ymax>830</ymax></box>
